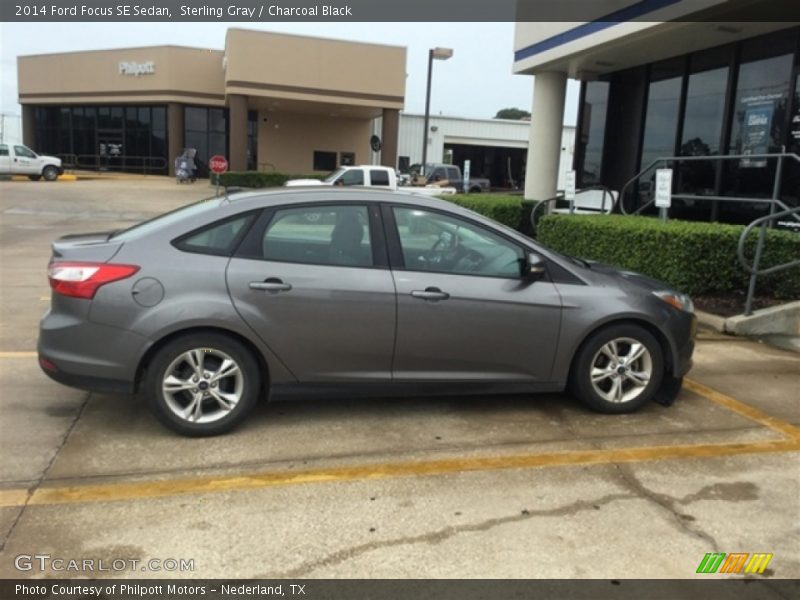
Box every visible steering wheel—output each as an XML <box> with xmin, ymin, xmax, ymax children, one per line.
<box><xmin>428</xmin><ymin>231</ymin><xmax>466</xmax><ymax>267</ymax></box>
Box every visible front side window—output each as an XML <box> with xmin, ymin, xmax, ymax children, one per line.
<box><xmin>260</xmin><ymin>205</ymin><xmax>373</xmax><ymax>268</ymax></box>
<box><xmin>392</xmin><ymin>207</ymin><xmax>524</xmax><ymax>278</ymax></box>
<box><xmin>340</xmin><ymin>169</ymin><xmax>364</xmax><ymax>186</ymax></box>
<box><xmin>14</xmin><ymin>145</ymin><xmax>36</xmax><ymax>159</ymax></box>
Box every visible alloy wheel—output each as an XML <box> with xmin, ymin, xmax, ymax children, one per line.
<box><xmin>161</xmin><ymin>348</ymin><xmax>244</xmax><ymax>424</ymax></box>
<box><xmin>589</xmin><ymin>337</ymin><xmax>653</xmax><ymax>404</ymax></box>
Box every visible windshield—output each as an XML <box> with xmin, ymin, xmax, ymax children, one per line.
<box><xmin>323</xmin><ymin>168</ymin><xmax>347</xmax><ymax>184</ymax></box>
<box><xmin>111</xmin><ymin>196</ymin><xmax>223</xmax><ymax>241</ymax></box>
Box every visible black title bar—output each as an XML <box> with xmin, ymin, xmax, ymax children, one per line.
<box><xmin>3</xmin><ymin>0</ymin><xmax>800</xmax><ymax>22</ymax></box>
<box><xmin>3</xmin><ymin>579</ymin><xmax>800</xmax><ymax>600</ymax></box>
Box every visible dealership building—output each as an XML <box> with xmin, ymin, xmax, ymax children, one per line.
<box><xmin>17</xmin><ymin>29</ymin><xmax>405</xmax><ymax>177</ymax></box>
<box><xmin>514</xmin><ymin>1</ymin><xmax>799</xmax><ymax>221</ymax></box>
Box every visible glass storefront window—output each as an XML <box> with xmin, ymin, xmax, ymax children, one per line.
<box><xmin>639</xmin><ymin>59</ymin><xmax>684</xmax><ymax>171</ymax></box>
<box><xmin>184</xmin><ymin>106</ymin><xmax>229</xmax><ymax>178</ymax></box>
<box><xmin>32</xmin><ymin>104</ymin><xmax>168</xmax><ymax>174</ymax></box>
<box><xmin>676</xmin><ymin>48</ymin><xmax>732</xmax><ymax>203</ymax></box>
<box><xmin>578</xmin><ymin>81</ymin><xmax>609</xmax><ymax>186</ymax></box>
<box><xmin>723</xmin><ymin>32</ymin><xmax>795</xmax><ymax>215</ymax></box>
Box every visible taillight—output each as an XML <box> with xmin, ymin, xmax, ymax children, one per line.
<box><xmin>48</xmin><ymin>261</ymin><xmax>140</xmax><ymax>299</ymax></box>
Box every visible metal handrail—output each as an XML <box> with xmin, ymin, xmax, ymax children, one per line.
<box><xmin>738</xmin><ymin>205</ymin><xmax>800</xmax><ymax>316</ymax></box>
<box><xmin>57</xmin><ymin>153</ymin><xmax>168</xmax><ymax>171</ymax></box>
<box><xmin>619</xmin><ymin>152</ymin><xmax>800</xmax><ymax>218</ymax></box>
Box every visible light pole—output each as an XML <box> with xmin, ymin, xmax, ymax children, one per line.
<box><xmin>421</xmin><ymin>47</ymin><xmax>453</xmax><ymax>176</ymax></box>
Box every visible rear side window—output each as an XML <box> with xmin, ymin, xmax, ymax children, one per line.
<box><xmin>369</xmin><ymin>169</ymin><xmax>390</xmax><ymax>186</ymax></box>
<box><xmin>0</xmin><ymin>145</ymin><xmax>8</xmax><ymax>157</ymax></box>
<box><xmin>240</xmin><ymin>205</ymin><xmax>374</xmax><ymax>268</ymax></box>
<box><xmin>173</xmin><ymin>213</ymin><xmax>256</xmax><ymax>256</ymax></box>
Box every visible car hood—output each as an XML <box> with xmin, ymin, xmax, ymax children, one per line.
<box><xmin>584</xmin><ymin>260</ymin><xmax>668</xmax><ymax>292</ymax></box>
<box><xmin>39</xmin><ymin>155</ymin><xmax>62</xmax><ymax>165</ymax></box>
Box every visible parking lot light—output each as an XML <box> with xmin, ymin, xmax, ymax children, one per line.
<box><xmin>421</xmin><ymin>47</ymin><xmax>453</xmax><ymax>176</ymax></box>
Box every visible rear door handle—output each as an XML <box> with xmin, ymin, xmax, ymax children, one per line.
<box><xmin>249</xmin><ymin>277</ymin><xmax>292</xmax><ymax>292</ymax></box>
<box><xmin>411</xmin><ymin>287</ymin><xmax>450</xmax><ymax>301</ymax></box>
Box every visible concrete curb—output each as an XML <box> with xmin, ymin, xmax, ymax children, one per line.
<box><xmin>696</xmin><ymin>301</ymin><xmax>800</xmax><ymax>337</ymax></box>
<box><xmin>695</xmin><ymin>310</ymin><xmax>727</xmax><ymax>333</ymax></box>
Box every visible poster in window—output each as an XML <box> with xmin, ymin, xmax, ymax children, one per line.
<box><xmin>740</xmin><ymin>103</ymin><xmax>773</xmax><ymax>168</ymax></box>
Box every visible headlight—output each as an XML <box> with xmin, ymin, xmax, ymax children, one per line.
<box><xmin>653</xmin><ymin>290</ymin><xmax>694</xmax><ymax>313</ymax></box>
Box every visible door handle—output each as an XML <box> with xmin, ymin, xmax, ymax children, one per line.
<box><xmin>411</xmin><ymin>287</ymin><xmax>450</xmax><ymax>301</ymax></box>
<box><xmin>249</xmin><ymin>277</ymin><xmax>292</xmax><ymax>292</ymax></box>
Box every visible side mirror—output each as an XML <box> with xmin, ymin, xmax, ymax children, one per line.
<box><xmin>522</xmin><ymin>253</ymin><xmax>546</xmax><ymax>280</ymax></box>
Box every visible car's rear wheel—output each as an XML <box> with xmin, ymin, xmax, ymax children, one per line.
<box><xmin>42</xmin><ymin>166</ymin><xmax>59</xmax><ymax>181</ymax></box>
<box><xmin>570</xmin><ymin>323</ymin><xmax>664</xmax><ymax>413</ymax></box>
<box><xmin>145</xmin><ymin>333</ymin><xmax>261</xmax><ymax>436</ymax></box>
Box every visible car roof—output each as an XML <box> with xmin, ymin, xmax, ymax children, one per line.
<box><xmin>223</xmin><ymin>186</ymin><xmax>459</xmax><ymax>212</ymax></box>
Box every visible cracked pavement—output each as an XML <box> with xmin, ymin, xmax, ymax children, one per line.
<box><xmin>0</xmin><ymin>178</ymin><xmax>798</xmax><ymax>579</ymax></box>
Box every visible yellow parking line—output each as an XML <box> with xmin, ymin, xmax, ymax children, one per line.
<box><xmin>0</xmin><ymin>377</ymin><xmax>795</xmax><ymax>508</ymax></box>
<box><xmin>0</xmin><ymin>437</ymin><xmax>796</xmax><ymax>508</ymax></box>
<box><xmin>0</xmin><ymin>352</ymin><xmax>37</xmax><ymax>358</ymax></box>
<box><xmin>685</xmin><ymin>378</ymin><xmax>800</xmax><ymax>441</ymax></box>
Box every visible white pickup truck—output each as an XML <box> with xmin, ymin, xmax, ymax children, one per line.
<box><xmin>0</xmin><ymin>143</ymin><xmax>63</xmax><ymax>181</ymax></box>
<box><xmin>285</xmin><ymin>165</ymin><xmax>456</xmax><ymax>196</ymax></box>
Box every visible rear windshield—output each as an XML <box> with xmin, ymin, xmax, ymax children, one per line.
<box><xmin>111</xmin><ymin>197</ymin><xmax>224</xmax><ymax>241</ymax></box>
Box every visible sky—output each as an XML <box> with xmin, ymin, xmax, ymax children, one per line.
<box><xmin>0</xmin><ymin>21</ymin><xmax>579</xmax><ymax>124</ymax></box>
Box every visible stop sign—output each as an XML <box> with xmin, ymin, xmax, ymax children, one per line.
<box><xmin>209</xmin><ymin>155</ymin><xmax>228</xmax><ymax>174</ymax></box>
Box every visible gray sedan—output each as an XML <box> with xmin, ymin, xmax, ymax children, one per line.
<box><xmin>39</xmin><ymin>189</ymin><xmax>695</xmax><ymax>436</ymax></box>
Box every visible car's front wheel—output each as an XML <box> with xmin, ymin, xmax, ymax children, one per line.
<box><xmin>42</xmin><ymin>165</ymin><xmax>59</xmax><ymax>181</ymax></box>
<box><xmin>570</xmin><ymin>323</ymin><xmax>664</xmax><ymax>413</ymax></box>
<box><xmin>145</xmin><ymin>333</ymin><xmax>261</xmax><ymax>436</ymax></box>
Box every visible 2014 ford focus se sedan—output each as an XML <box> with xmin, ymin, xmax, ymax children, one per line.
<box><xmin>39</xmin><ymin>188</ymin><xmax>696</xmax><ymax>436</ymax></box>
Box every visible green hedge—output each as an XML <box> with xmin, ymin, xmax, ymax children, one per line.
<box><xmin>537</xmin><ymin>214</ymin><xmax>800</xmax><ymax>298</ymax></box>
<box><xmin>218</xmin><ymin>171</ymin><xmax>326</xmax><ymax>188</ymax></box>
<box><xmin>443</xmin><ymin>194</ymin><xmax>535</xmax><ymax>235</ymax></box>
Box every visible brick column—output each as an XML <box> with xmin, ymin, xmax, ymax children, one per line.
<box><xmin>167</xmin><ymin>103</ymin><xmax>184</xmax><ymax>176</ymax></box>
<box><xmin>228</xmin><ymin>94</ymin><xmax>248</xmax><ymax>172</ymax></box>
<box><xmin>380</xmin><ymin>108</ymin><xmax>399</xmax><ymax>169</ymax></box>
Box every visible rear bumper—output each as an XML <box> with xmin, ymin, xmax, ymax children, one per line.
<box><xmin>38</xmin><ymin>307</ymin><xmax>147</xmax><ymax>394</ymax></box>
<box><xmin>38</xmin><ymin>356</ymin><xmax>134</xmax><ymax>394</ymax></box>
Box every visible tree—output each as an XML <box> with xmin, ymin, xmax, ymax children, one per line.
<box><xmin>494</xmin><ymin>108</ymin><xmax>531</xmax><ymax>120</ymax></box>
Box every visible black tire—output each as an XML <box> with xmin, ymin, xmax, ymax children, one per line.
<box><xmin>144</xmin><ymin>333</ymin><xmax>262</xmax><ymax>436</ymax></box>
<box><xmin>569</xmin><ymin>323</ymin><xmax>664</xmax><ymax>414</ymax></box>
<box><xmin>469</xmin><ymin>186</ymin><xmax>482</xmax><ymax>194</ymax></box>
<box><xmin>28</xmin><ymin>174</ymin><xmax>42</xmax><ymax>181</ymax></box>
<box><xmin>42</xmin><ymin>166</ymin><xmax>59</xmax><ymax>181</ymax></box>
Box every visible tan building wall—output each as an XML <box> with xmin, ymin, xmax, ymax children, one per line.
<box><xmin>18</xmin><ymin>46</ymin><xmax>225</xmax><ymax>106</ymax></box>
<box><xmin>224</xmin><ymin>29</ymin><xmax>405</xmax><ymax>113</ymax></box>
<box><xmin>17</xmin><ymin>30</ymin><xmax>406</xmax><ymax>174</ymax></box>
<box><xmin>257</xmin><ymin>111</ymin><xmax>372</xmax><ymax>174</ymax></box>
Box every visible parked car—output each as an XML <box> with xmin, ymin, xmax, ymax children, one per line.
<box><xmin>285</xmin><ymin>165</ymin><xmax>456</xmax><ymax>195</ymax></box>
<box><xmin>39</xmin><ymin>189</ymin><xmax>696</xmax><ymax>436</ymax></box>
<box><xmin>0</xmin><ymin>143</ymin><xmax>63</xmax><ymax>181</ymax></box>
<box><xmin>424</xmin><ymin>163</ymin><xmax>491</xmax><ymax>193</ymax></box>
